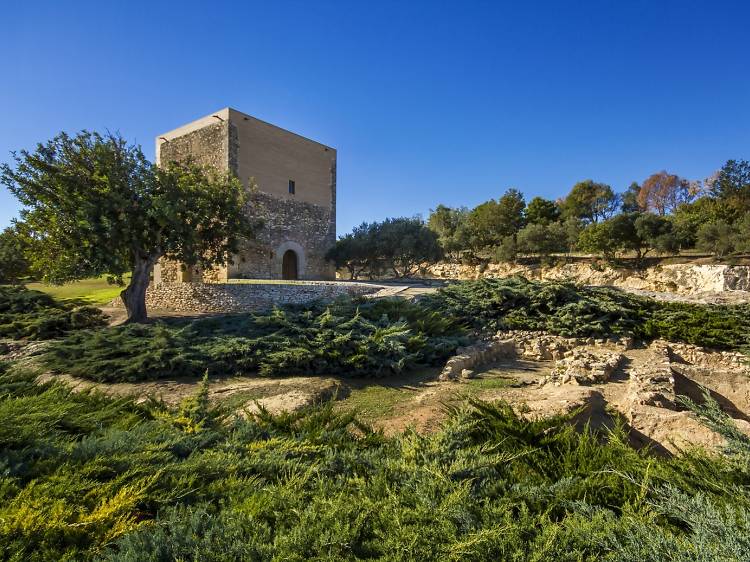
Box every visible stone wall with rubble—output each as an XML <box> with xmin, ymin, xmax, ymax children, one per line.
<box><xmin>422</xmin><ymin>262</ymin><xmax>750</xmax><ymax>294</ymax></box>
<box><xmin>110</xmin><ymin>282</ymin><xmax>383</xmax><ymax>313</ymax></box>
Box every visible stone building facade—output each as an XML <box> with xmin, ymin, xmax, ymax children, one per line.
<box><xmin>153</xmin><ymin>107</ymin><xmax>337</xmax><ymax>283</ymax></box>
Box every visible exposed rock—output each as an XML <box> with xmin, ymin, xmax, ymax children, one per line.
<box><xmin>625</xmin><ymin>340</ymin><xmax>678</xmax><ymax>411</ymax></box>
<box><xmin>422</xmin><ymin>262</ymin><xmax>750</xmax><ymax>302</ymax></box>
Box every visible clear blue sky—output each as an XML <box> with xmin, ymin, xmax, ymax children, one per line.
<box><xmin>1</xmin><ymin>0</ymin><xmax>748</xmax><ymax>235</ymax></box>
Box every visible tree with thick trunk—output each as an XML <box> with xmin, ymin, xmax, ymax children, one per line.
<box><xmin>1</xmin><ymin>131</ymin><xmax>256</xmax><ymax>323</ymax></box>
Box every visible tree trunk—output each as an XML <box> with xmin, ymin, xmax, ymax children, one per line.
<box><xmin>120</xmin><ymin>256</ymin><xmax>154</xmax><ymax>323</ymax></box>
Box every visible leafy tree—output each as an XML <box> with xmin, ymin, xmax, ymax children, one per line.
<box><xmin>577</xmin><ymin>221</ymin><xmax>619</xmax><ymax>260</ymax></box>
<box><xmin>732</xmin><ymin>214</ymin><xmax>750</xmax><ymax>253</ymax></box>
<box><xmin>638</xmin><ymin>171</ymin><xmax>696</xmax><ymax>216</ymax></box>
<box><xmin>525</xmin><ymin>196</ymin><xmax>561</xmax><ymax>225</ymax></box>
<box><xmin>577</xmin><ymin>212</ymin><xmax>678</xmax><ymax>262</ymax></box>
<box><xmin>465</xmin><ymin>189</ymin><xmax>526</xmax><ymax>250</ymax></box>
<box><xmin>634</xmin><ymin>213</ymin><xmax>678</xmax><ymax>257</ymax></box>
<box><xmin>427</xmin><ymin>204</ymin><xmax>470</xmax><ymax>259</ymax></box>
<box><xmin>696</xmin><ymin>220</ymin><xmax>737</xmax><ymax>258</ymax></box>
<box><xmin>494</xmin><ymin>235</ymin><xmax>518</xmax><ymax>263</ymax></box>
<box><xmin>327</xmin><ymin>217</ymin><xmax>442</xmax><ymax>278</ymax></box>
<box><xmin>325</xmin><ymin>227</ymin><xmax>373</xmax><ymax>279</ymax></box>
<box><xmin>561</xmin><ymin>180</ymin><xmax>617</xmax><ymax>223</ymax></box>
<box><xmin>1</xmin><ymin>131</ymin><xmax>255</xmax><ymax>322</ymax></box>
<box><xmin>0</xmin><ymin>225</ymin><xmax>31</xmax><ymax>284</ymax></box>
<box><xmin>375</xmin><ymin>217</ymin><xmax>443</xmax><ymax>277</ymax></box>
<box><xmin>671</xmin><ymin>197</ymin><xmax>732</xmax><ymax>248</ymax></box>
<box><xmin>562</xmin><ymin>216</ymin><xmax>584</xmax><ymax>253</ymax></box>
<box><xmin>710</xmin><ymin>159</ymin><xmax>750</xmax><ymax>216</ymax></box>
<box><xmin>496</xmin><ymin>188</ymin><xmax>526</xmax><ymax>232</ymax></box>
<box><xmin>516</xmin><ymin>223</ymin><xmax>567</xmax><ymax>259</ymax></box>
<box><xmin>620</xmin><ymin>182</ymin><xmax>643</xmax><ymax>212</ymax></box>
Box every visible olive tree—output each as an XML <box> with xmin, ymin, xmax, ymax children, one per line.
<box><xmin>1</xmin><ymin>131</ymin><xmax>256</xmax><ymax>322</ymax></box>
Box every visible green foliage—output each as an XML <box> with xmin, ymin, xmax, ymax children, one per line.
<box><xmin>710</xmin><ymin>158</ymin><xmax>750</xmax><ymax>216</ymax></box>
<box><xmin>44</xmin><ymin>298</ymin><xmax>466</xmax><ymax>382</ymax></box>
<box><xmin>465</xmin><ymin>188</ymin><xmax>526</xmax><ymax>251</ymax></box>
<box><xmin>671</xmin><ymin>196</ymin><xmax>733</xmax><ymax>247</ymax></box>
<box><xmin>0</xmin><ymin>285</ymin><xmax>106</xmax><ymax>340</ymax></box>
<box><xmin>2</xmin><ymin>361</ymin><xmax>750</xmax><ymax>560</ymax></box>
<box><xmin>620</xmin><ymin>181</ymin><xmax>643</xmax><ymax>213</ymax></box>
<box><xmin>577</xmin><ymin>212</ymin><xmax>677</xmax><ymax>261</ymax></box>
<box><xmin>577</xmin><ymin>221</ymin><xmax>619</xmax><ymax>259</ymax></box>
<box><xmin>0</xmin><ymin>226</ymin><xmax>31</xmax><ymax>284</ymax></box>
<box><xmin>1</xmin><ymin>130</ymin><xmax>257</xmax><ymax>321</ymax></box>
<box><xmin>643</xmin><ymin>302</ymin><xmax>750</xmax><ymax>349</ymax></box>
<box><xmin>327</xmin><ymin>217</ymin><xmax>442</xmax><ymax>278</ymax></box>
<box><xmin>515</xmin><ymin>222</ymin><xmax>567</xmax><ymax>259</ymax></box>
<box><xmin>427</xmin><ymin>204</ymin><xmax>471</xmax><ymax>259</ymax></box>
<box><xmin>493</xmin><ymin>235</ymin><xmax>518</xmax><ymax>263</ymax></box>
<box><xmin>425</xmin><ymin>277</ymin><xmax>750</xmax><ymax>350</ymax></box>
<box><xmin>525</xmin><ymin>196</ymin><xmax>561</xmax><ymax>225</ymax></box>
<box><xmin>561</xmin><ymin>179</ymin><xmax>618</xmax><ymax>224</ymax></box>
<box><xmin>696</xmin><ymin>220</ymin><xmax>738</xmax><ymax>258</ymax></box>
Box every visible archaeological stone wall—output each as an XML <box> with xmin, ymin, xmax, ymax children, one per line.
<box><xmin>112</xmin><ymin>282</ymin><xmax>385</xmax><ymax>313</ymax></box>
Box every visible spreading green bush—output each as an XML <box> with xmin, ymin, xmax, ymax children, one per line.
<box><xmin>44</xmin><ymin>298</ymin><xmax>466</xmax><ymax>382</ymax></box>
<box><xmin>0</xmin><ymin>285</ymin><xmax>107</xmax><ymax>340</ymax></box>
<box><xmin>2</xmin><ymin>363</ymin><xmax>750</xmax><ymax>561</ymax></box>
<box><xmin>41</xmin><ymin>278</ymin><xmax>750</xmax><ymax>383</ymax></box>
<box><xmin>425</xmin><ymin>277</ymin><xmax>750</xmax><ymax>350</ymax></box>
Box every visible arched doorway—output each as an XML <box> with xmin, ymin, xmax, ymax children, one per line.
<box><xmin>282</xmin><ymin>250</ymin><xmax>298</xmax><ymax>280</ymax></box>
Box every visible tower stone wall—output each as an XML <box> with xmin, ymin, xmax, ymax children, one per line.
<box><xmin>153</xmin><ymin>107</ymin><xmax>336</xmax><ymax>283</ymax></box>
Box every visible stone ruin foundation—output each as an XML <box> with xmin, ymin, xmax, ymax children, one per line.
<box><xmin>438</xmin><ymin>329</ymin><xmax>750</xmax><ymax>453</ymax></box>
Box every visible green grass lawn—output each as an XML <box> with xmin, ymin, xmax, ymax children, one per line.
<box><xmin>25</xmin><ymin>276</ymin><xmax>130</xmax><ymax>306</ymax></box>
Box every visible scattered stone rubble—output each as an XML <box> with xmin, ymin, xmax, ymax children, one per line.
<box><xmin>439</xmin><ymin>330</ymin><xmax>633</xmax><ymax>382</ymax></box>
<box><xmin>541</xmin><ymin>349</ymin><xmax>625</xmax><ymax>386</ymax></box>
<box><xmin>497</xmin><ymin>330</ymin><xmax>634</xmax><ymax>361</ymax></box>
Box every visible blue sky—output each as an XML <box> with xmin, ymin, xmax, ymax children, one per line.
<box><xmin>1</xmin><ymin>0</ymin><xmax>748</xmax><ymax>235</ymax></box>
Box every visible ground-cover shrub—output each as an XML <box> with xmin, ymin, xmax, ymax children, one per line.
<box><xmin>424</xmin><ymin>277</ymin><xmax>750</xmax><ymax>351</ymax></box>
<box><xmin>0</xmin><ymin>285</ymin><xmax>107</xmax><ymax>340</ymax></box>
<box><xmin>2</xmin><ymin>364</ymin><xmax>750</xmax><ymax>561</ymax></box>
<box><xmin>44</xmin><ymin>298</ymin><xmax>467</xmax><ymax>382</ymax></box>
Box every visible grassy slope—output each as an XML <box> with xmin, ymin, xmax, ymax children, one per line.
<box><xmin>25</xmin><ymin>276</ymin><xmax>129</xmax><ymax>306</ymax></box>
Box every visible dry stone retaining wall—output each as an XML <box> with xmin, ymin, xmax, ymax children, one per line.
<box><xmin>111</xmin><ymin>282</ymin><xmax>386</xmax><ymax>313</ymax></box>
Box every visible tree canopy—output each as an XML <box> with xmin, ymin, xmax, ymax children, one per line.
<box><xmin>561</xmin><ymin>180</ymin><xmax>618</xmax><ymax>224</ymax></box>
<box><xmin>638</xmin><ymin>171</ymin><xmax>696</xmax><ymax>216</ymax></box>
<box><xmin>525</xmin><ymin>196</ymin><xmax>560</xmax><ymax>225</ymax></box>
<box><xmin>1</xmin><ymin>131</ymin><xmax>256</xmax><ymax>322</ymax></box>
<box><xmin>326</xmin><ymin>217</ymin><xmax>441</xmax><ymax>278</ymax></box>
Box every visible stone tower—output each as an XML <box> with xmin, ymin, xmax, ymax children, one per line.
<box><xmin>153</xmin><ymin>107</ymin><xmax>336</xmax><ymax>283</ymax></box>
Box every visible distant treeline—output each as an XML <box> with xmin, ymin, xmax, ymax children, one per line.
<box><xmin>327</xmin><ymin>160</ymin><xmax>750</xmax><ymax>278</ymax></box>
